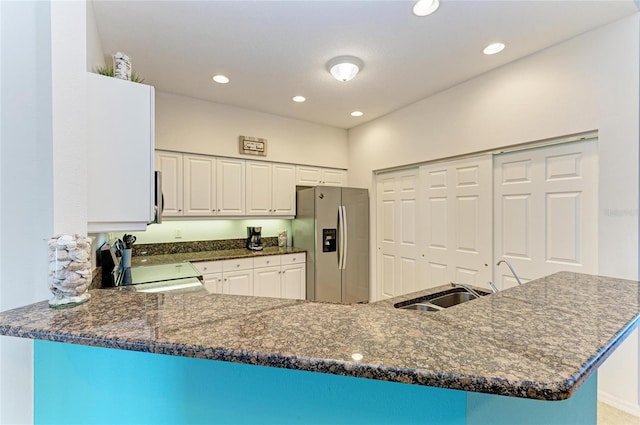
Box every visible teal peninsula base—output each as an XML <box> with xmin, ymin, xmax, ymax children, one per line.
<box><xmin>35</xmin><ymin>340</ymin><xmax>596</xmax><ymax>425</ymax></box>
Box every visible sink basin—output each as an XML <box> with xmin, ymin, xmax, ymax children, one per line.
<box><xmin>394</xmin><ymin>287</ymin><xmax>489</xmax><ymax>312</ymax></box>
<box><xmin>428</xmin><ymin>292</ymin><xmax>478</xmax><ymax>308</ymax></box>
<box><xmin>399</xmin><ymin>303</ymin><xmax>441</xmax><ymax>312</ymax></box>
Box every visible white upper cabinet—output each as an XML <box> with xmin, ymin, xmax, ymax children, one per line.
<box><xmin>246</xmin><ymin>161</ymin><xmax>295</xmax><ymax>216</ymax></box>
<box><xmin>87</xmin><ymin>73</ymin><xmax>155</xmax><ymax>232</ymax></box>
<box><xmin>320</xmin><ymin>168</ymin><xmax>347</xmax><ymax>186</ymax></box>
<box><xmin>271</xmin><ymin>163</ymin><xmax>296</xmax><ymax>215</ymax></box>
<box><xmin>183</xmin><ymin>154</ymin><xmax>216</xmax><ymax>216</ymax></box>
<box><xmin>155</xmin><ymin>151</ymin><xmax>183</xmax><ymax>216</ymax></box>
<box><xmin>154</xmin><ymin>150</ymin><xmax>342</xmax><ymax>218</ymax></box>
<box><xmin>295</xmin><ymin>165</ymin><xmax>346</xmax><ymax>186</ymax></box>
<box><xmin>246</xmin><ymin>161</ymin><xmax>272</xmax><ymax>215</ymax></box>
<box><xmin>216</xmin><ymin>158</ymin><xmax>245</xmax><ymax>215</ymax></box>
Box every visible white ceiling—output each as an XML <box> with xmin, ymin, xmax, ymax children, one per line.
<box><xmin>92</xmin><ymin>1</ymin><xmax>638</xmax><ymax>129</ymax></box>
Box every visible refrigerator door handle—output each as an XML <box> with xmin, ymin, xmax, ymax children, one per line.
<box><xmin>341</xmin><ymin>205</ymin><xmax>348</xmax><ymax>270</ymax></box>
<box><xmin>337</xmin><ymin>205</ymin><xmax>345</xmax><ymax>269</ymax></box>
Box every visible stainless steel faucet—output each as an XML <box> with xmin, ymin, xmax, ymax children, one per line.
<box><xmin>496</xmin><ymin>260</ymin><xmax>523</xmax><ymax>285</ymax></box>
<box><xmin>450</xmin><ymin>281</ymin><xmax>482</xmax><ymax>299</ymax></box>
<box><xmin>487</xmin><ymin>281</ymin><xmax>499</xmax><ymax>293</ymax></box>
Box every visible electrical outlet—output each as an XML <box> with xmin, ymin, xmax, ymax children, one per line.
<box><xmin>175</xmin><ymin>228</ymin><xmax>182</xmax><ymax>239</ymax></box>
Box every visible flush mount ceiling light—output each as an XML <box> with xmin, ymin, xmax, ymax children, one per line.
<box><xmin>412</xmin><ymin>0</ymin><xmax>440</xmax><ymax>17</ymax></box>
<box><xmin>351</xmin><ymin>111</ymin><xmax>364</xmax><ymax>117</ymax></box>
<box><xmin>212</xmin><ymin>74</ymin><xmax>230</xmax><ymax>84</ymax></box>
<box><xmin>292</xmin><ymin>95</ymin><xmax>306</xmax><ymax>103</ymax></box>
<box><xmin>327</xmin><ymin>56</ymin><xmax>364</xmax><ymax>82</ymax></box>
<box><xmin>483</xmin><ymin>42</ymin><xmax>505</xmax><ymax>55</ymax></box>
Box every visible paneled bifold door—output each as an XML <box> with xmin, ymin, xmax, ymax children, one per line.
<box><xmin>376</xmin><ymin>168</ymin><xmax>420</xmax><ymax>299</ymax></box>
<box><xmin>419</xmin><ymin>155</ymin><xmax>493</xmax><ymax>291</ymax></box>
<box><xmin>375</xmin><ymin>138</ymin><xmax>598</xmax><ymax>300</ymax></box>
<box><xmin>493</xmin><ymin>139</ymin><xmax>598</xmax><ymax>289</ymax></box>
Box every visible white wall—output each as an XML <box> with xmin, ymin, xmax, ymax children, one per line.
<box><xmin>0</xmin><ymin>2</ymin><xmax>54</xmax><ymax>423</ymax></box>
<box><xmin>0</xmin><ymin>1</ymin><xmax>87</xmax><ymax>423</ymax></box>
<box><xmin>155</xmin><ymin>92</ymin><xmax>349</xmax><ymax>169</ymax></box>
<box><xmin>349</xmin><ymin>14</ymin><xmax>640</xmax><ymax>414</ymax></box>
<box><xmin>86</xmin><ymin>0</ymin><xmax>105</xmax><ymax>71</ymax></box>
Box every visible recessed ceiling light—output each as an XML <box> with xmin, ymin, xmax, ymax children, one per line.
<box><xmin>292</xmin><ymin>96</ymin><xmax>306</xmax><ymax>103</ymax></box>
<box><xmin>413</xmin><ymin>0</ymin><xmax>440</xmax><ymax>17</ymax></box>
<box><xmin>212</xmin><ymin>74</ymin><xmax>230</xmax><ymax>84</ymax></box>
<box><xmin>483</xmin><ymin>43</ymin><xmax>505</xmax><ymax>55</ymax></box>
<box><xmin>351</xmin><ymin>111</ymin><xmax>364</xmax><ymax>117</ymax></box>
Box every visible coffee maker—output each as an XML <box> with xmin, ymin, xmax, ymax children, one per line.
<box><xmin>246</xmin><ymin>227</ymin><xmax>263</xmax><ymax>251</ymax></box>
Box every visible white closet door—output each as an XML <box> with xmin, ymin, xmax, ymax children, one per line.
<box><xmin>493</xmin><ymin>140</ymin><xmax>598</xmax><ymax>289</ymax></box>
<box><xmin>376</xmin><ymin>168</ymin><xmax>419</xmax><ymax>299</ymax></box>
<box><xmin>419</xmin><ymin>155</ymin><xmax>493</xmax><ymax>289</ymax></box>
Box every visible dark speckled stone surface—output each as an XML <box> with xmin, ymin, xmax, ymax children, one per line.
<box><xmin>0</xmin><ymin>271</ymin><xmax>638</xmax><ymax>400</ymax></box>
<box><xmin>131</xmin><ymin>246</ymin><xmax>306</xmax><ymax>267</ymax></box>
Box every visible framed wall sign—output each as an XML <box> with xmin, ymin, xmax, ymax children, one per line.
<box><xmin>239</xmin><ymin>136</ymin><xmax>267</xmax><ymax>156</ymax></box>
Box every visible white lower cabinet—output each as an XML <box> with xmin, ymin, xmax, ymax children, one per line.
<box><xmin>253</xmin><ymin>266</ymin><xmax>282</xmax><ymax>298</ymax></box>
<box><xmin>193</xmin><ymin>253</ymin><xmax>305</xmax><ymax>299</ymax></box>
<box><xmin>195</xmin><ymin>260</ymin><xmax>223</xmax><ymax>294</ymax></box>
<box><xmin>281</xmin><ymin>262</ymin><xmax>305</xmax><ymax>300</ymax></box>
<box><xmin>253</xmin><ymin>254</ymin><xmax>305</xmax><ymax>300</ymax></box>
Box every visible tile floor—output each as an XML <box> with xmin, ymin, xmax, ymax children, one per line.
<box><xmin>597</xmin><ymin>402</ymin><xmax>640</xmax><ymax>425</ymax></box>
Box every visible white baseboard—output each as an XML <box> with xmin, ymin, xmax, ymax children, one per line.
<box><xmin>598</xmin><ymin>390</ymin><xmax>640</xmax><ymax>418</ymax></box>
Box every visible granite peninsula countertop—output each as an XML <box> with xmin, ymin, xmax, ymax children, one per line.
<box><xmin>0</xmin><ymin>271</ymin><xmax>638</xmax><ymax>400</ymax></box>
<box><xmin>131</xmin><ymin>246</ymin><xmax>306</xmax><ymax>267</ymax></box>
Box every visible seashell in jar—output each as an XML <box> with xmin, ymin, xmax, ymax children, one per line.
<box><xmin>67</xmin><ymin>261</ymin><xmax>89</xmax><ymax>271</ymax></box>
<box><xmin>63</xmin><ymin>276</ymin><xmax>87</xmax><ymax>289</ymax></box>
<box><xmin>69</xmin><ymin>248</ymin><xmax>89</xmax><ymax>262</ymax></box>
<box><xmin>75</xmin><ymin>269</ymin><xmax>91</xmax><ymax>277</ymax></box>
<box><xmin>62</xmin><ymin>270</ymin><xmax>82</xmax><ymax>283</ymax></box>
<box><xmin>49</xmin><ymin>260</ymin><xmax>70</xmax><ymax>272</ymax></box>
<box><xmin>73</xmin><ymin>283</ymin><xmax>88</xmax><ymax>294</ymax></box>
<box><xmin>76</xmin><ymin>240</ymin><xmax>90</xmax><ymax>250</ymax></box>
<box><xmin>49</xmin><ymin>249</ymin><xmax>70</xmax><ymax>261</ymax></box>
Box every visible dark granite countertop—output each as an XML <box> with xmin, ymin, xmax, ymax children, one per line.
<box><xmin>131</xmin><ymin>246</ymin><xmax>306</xmax><ymax>267</ymax></box>
<box><xmin>0</xmin><ymin>271</ymin><xmax>638</xmax><ymax>400</ymax></box>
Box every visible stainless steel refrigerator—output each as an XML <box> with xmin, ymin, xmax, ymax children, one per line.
<box><xmin>292</xmin><ymin>186</ymin><xmax>369</xmax><ymax>304</ymax></box>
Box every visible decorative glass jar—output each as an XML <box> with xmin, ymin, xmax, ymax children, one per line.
<box><xmin>48</xmin><ymin>234</ymin><xmax>92</xmax><ymax>308</ymax></box>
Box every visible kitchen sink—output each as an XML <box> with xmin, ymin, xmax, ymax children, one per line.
<box><xmin>399</xmin><ymin>303</ymin><xmax>442</xmax><ymax>312</ymax></box>
<box><xmin>394</xmin><ymin>287</ymin><xmax>489</xmax><ymax>312</ymax></box>
<box><xmin>428</xmin><ymin>292</ymin><xmax>478</xmax><ymax>308</ymax></box>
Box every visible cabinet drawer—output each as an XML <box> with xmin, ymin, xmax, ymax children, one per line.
<box><xmin>253</xmin><ymin>255</ymin><xmax>281</xmax><ymax>269</ymax></box>
<box><xmin>191</xmin><ymin>261</ymin><xmax>222</xmax><ymax>274</ymax></box>
<box><xmin>222</xmin><ymin>257</ymin><xmax>254</xmax><ymax>272</ymax></box>
<box><xmin>281</xmin><ymin>253</ymin><xmax>305</xmax><ymax>266</ymax></box>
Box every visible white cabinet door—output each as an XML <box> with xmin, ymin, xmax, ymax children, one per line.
<box><xmin>203</xmin><ymin>273</ymin><xmax>223</xmax><ymax>294</ymax></box>
<box><xmin>296</xmin><ymin>166</ymin><xmax>322</xmax><ymax>186</ymax></box>
<box><xmin>246</xmin><ymin>161</ymin><xmax>273</xmax><ymax>216</ymax></box>
<box><xmin>493</xmin><ymin>140</ymin><xmax>598</xmax><ymax>290</ymax></box>
<box><xmin>271</xmin><ymin>163</ymin><xmax>296</xmax><ymax>215</ymax></box>
<box><xmin>281</xmin><ymin>263</ymin><xmax>305</xmax><ymax>300</ymax></box>
<box><xmin>419</xmin><ymin>155</ymin><xmax>493</xmax><ymax>290</ymax></box>
<box><xmin>87</xmin><ymin>72</ymin><xmax>155</xmax><ymax>232</ymax></box>
<box><xmin>223</xmin><ymin>270</ymin><xmax>253</xmax><ymax>296</ymax></box>
<box><xmin>217</xmin><ymin>158</ymin><xmax>245</xmax><ymax>216</ymax></box>
<box><xmin>183</xmin><ymin>154</ymin><xmax>216</xmax><ymax>216</ymax></box>
<box><xmin>295</xmin><ymin>166</ymin><xmax>346</xmax><ymax>186</ymax></box>
<box><xmin>155</xmin><ymin>151</ymin><xmax>183</xmax><ymax>216</ymax></box>
<box><xmin>253</xmin><ymin>266</ymin><xmax>282</xmax><ymax>298</ymax></box>
<box><xmin>321</xmin><ymin>169</ymin><xmax>346</xmax><ymax>186</ymax></box>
